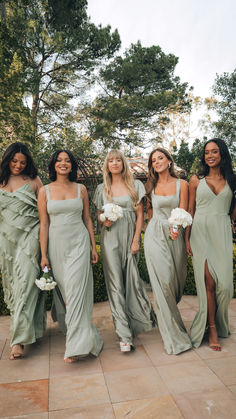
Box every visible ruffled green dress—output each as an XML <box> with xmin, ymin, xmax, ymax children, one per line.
<box><xmin>0</xmin><ymin>184</ymin><xmax>46</xmax><ymax>347</ymax></box>
<box><xmin>190</xmin><ymin>178</ymin><xmax>233</xmax><ymax>347</ymax></box>
<box><xmin>144</xmin><ymin>179</ymin><xmax>192</xmax><ymax>354</ymax></box>
<box><xmin>93</xmin><ymin>180</ymin><xmax>156</xmax><ymax>345</ymax></box>
<box><xmin>46</xmin><ymin>184</ymin><xmax>103</xmax><ymax>359</ymax></box>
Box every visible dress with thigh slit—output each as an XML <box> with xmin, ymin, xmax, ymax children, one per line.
<box><xmin>190</xmin><ymin>178</ymin><xmax>233</xmax><ymax>347</ymax></box>
<box><xmin>45</xmin><ymin>184</ymin><xmax>103</xmax><ymax>359</ymax></box>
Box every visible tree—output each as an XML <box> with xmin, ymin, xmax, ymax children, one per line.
<box><xmin>212</xmin><ymin>69</ymin><xmax>236</xmax><ymax>158</ymax></box>
<box><xmin>83</xmin><ymin>42</ymin><xmax>191</xmax><ymax>150</ymax></box>
<box><xmin>0</xmin><ymin>0</ymin><xmax>120</xmax><ymax>152</ymax></box>
<box><xmin>0</xmin><ymin>10</ymin><xmax>34</xmax><ymax>151</ymax></box>
<box><xmin>156</xmin><ymin>94</ymin><xmax>216</xmax><ymax>150</ymax></box>
<box><xmin>172</xmin><ymin>138</ymin><xmax>204</xmax><ymax>178</ymax></box>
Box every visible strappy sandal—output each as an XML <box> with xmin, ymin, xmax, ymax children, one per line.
<box><xmin>208</xmin><ymin>324</ymin><xmax>221</xmax><ymax>351</ymax></box>
<box><xmin>9</xmin><ymin>344</ymin><xmax>24</xmax><ymax>360</ymax></box>
<box><xmin>120</xmin><ymin>342</ymin><xmax>131</xmax><ymax>352</ymax></box>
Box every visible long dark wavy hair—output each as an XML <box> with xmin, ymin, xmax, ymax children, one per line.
<box><xmin>145</xmin><ymin>147</ymin><xmax>178</xmax><ymax>204</ymax></box>
<box><xmin>48</xmin><ymin>150</ymin><xmax>78</xmax><ymax>182</ymax></box>
<box><xmin>199</xmin><ymin>138</ymin><xmax>236</xmax><ymax>215</ymax></box>
<box><xmin>0</xmin><ymin>142</ymin><xmax>38</xmax><ymax>186</ymax></box>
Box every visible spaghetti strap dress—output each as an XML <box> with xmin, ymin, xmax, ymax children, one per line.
<box><xmin>93</xmin><ymin>180</ymin><xmax>156</xmax><ymax>345</ymax></box>
<box><xmin>45</xmin><ymin>183</ymin><xmax>103</xmax><ymax>359</ymax></box>
<box><xmin>0</xmin><ymin>184</ymin><xmax>46</xmax><ymax>347</ymax></box>
<box><xmin>144</xmin><ymin>179</ymin><xmax>192</xmax><ymax>354</ymax></box>
<box><xmin>190</xmin><ymin>178</ymin><xmax>233</xmax><ymax>347</ymax></box>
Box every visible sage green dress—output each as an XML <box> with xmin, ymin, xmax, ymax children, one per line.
<box><xmin>45</xmin><ymin>184</ymin><xmax>103</xmax><ymax>359</ymax></box>
<box><xmin>0</xmin><ymin>184</ymin><xmax>46</xmax><ymax>347</ymax></box>
<box><xmin>144</xmin><ymin>179</ymin><xmax>192</xmax><ymax>354</ymax></box>
<box><xmin>93</xmin><ymin>180</ymin><xmax>156</xmax><ymax>345</ymax></box>
<box><xmin>190</xmin><ymin>178</ymin><xmax>233</xmax><ymax>347</ymax></box>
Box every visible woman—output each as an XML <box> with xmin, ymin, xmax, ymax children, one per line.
<box><xmin>0</xmin><ymin>142</ymin><xmax>46</xmax><ymax>360</ymax></box>
<box><xmin>93</xmin><ymin>150</ymin><xmax>156</xmax><ymax>352</ymax></box>
<box><xmin>144</xmin><ymin>147</ymin><xmax>192</xmax><ymax>355</ymax></box>
<box><xmin>186</xmin><ymin>139</ymin><xmax>236</xmax><ymax>351</ymax></box>
<box><xmin>38</xmin><ymin>150</ymin><xmax>103</xmax><ymax>362</ymax></box>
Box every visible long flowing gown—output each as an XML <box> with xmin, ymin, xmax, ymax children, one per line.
<box><xmin>0</xmin><ymin>183</ymin><xmax>46</xmax><ymax>346</ymax></box>
<box><xmin>93</xmin><ymin>180</ymin><xmax>156</xmax><ymax>345</ymax></box>
<box><xmin>144</xmin><ymin>179</ymin><xmax>192</xmax><ymax>354</ymax></box>
<box><xmin>45</xmin><ymin>184</ymin><xmax>103</xmax><ymax>359</ymax></box>
<box><xmin>190</xmin><ymin>178</ymin><xmax>233</xmax><ymax>347</ymax></box>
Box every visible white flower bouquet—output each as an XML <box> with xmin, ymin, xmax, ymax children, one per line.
<box><xmin>35</xmin><ymin>267</ymin><xmax>57</xmax><ymax>291</ymax></box>
<box><xmin>168</xmin><ymin>208</ymin><xmax>192</xmax><ymax>232</ymax></box>
<box><xmin>100</xmin><ymin>203</ymin><xmax>123</xmax><ymax>230</ymax></box>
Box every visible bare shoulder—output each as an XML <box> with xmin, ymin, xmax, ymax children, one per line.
<box><xmin>38</xmin><ymin>182</ymin><xmax>53</xmax><ymax>199</ymax></box>
<box><xmin>180</xmin><ymin>179</ymin><xmax>189</xmax><ymax>189</ymax></box>
<box><xmin>38</xmin><ymin>184</ymin><xmax>47</xmax><ymax>198</ymax></box>
<box><xmin>189</xmin><ymin>175</ymin><xmax>200</xmax><ymax>188</ymax></box>
<box><xmin>80</xmin><ymin>183</ymin><xmax>87</xmax><ymax>197</ymax></box>
<box><xmin>28</xmin><ymin>176</ymin><xmax>42</xmax><ymax>193</ymax></box>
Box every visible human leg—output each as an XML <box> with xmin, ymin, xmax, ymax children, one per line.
<box><xmin>205</xmin><ymin>261</ymin><xmax>221</xmax><ymax>351</ymax></box>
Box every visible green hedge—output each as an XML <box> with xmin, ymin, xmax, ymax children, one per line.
<box><xmin>1</xmin><ymin>242</ymin><xmax>236</xmax><ymax>315</ymax></box>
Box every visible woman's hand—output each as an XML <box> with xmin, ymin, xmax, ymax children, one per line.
<box><xmin>185</xmin><ymin>239</ymin><xmax>193</xmax><ymax>256</ymax></box>
<box><xmin>103</xmin><ymin>219</ymin><xmax>113</xmax><ymax>228</ymax></box>
<box><xmin>41</xmin><ymin>256</ymin><xmax>50</xmax><ymax>271</ymax></box>
<box><xmin>91</xmin><ymin>248</ymin><xmax>98</xmax><ymax>264</ymax></box>
<box><xmin>169</xmin><ymin>227</ymin><xmax>180</xmax><ymax>240</ymax></box>
<box><xmin>131</xmin><ymin>239</ymin><xmax>140</xmax><ymax>255</ymax></box>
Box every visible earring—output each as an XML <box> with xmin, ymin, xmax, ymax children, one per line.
<box><xmin>168</xmin><ymin>162</ymin><xmax>171</xmax><ymax>169</ymax></box>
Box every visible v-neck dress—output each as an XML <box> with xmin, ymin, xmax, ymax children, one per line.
<box><xmin>0</xmin><ymin>183</ymin><xmax>46</xmax><ymax>346</ymax></box>
<box><xmin>190</xmin><ymin>178</ymin><xmax>233</xmax><ymax>347</ymax></box>
<box><xmin>144</xmin><ymin>179</ymin><xmax>192</xmax><ymax>354</ymax></box>
<box><xmin>45</xmin><ymin>184</ymin><xmax>103</xmax><ymax>358</ymax></box>
<box><xmin>93</xmin><ymin>180</ymin><xmax>156</xmax><ymax>345</ymax></box>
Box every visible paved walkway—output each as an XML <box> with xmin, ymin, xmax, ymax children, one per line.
<box><xmin>0</xmin><ymin>295</ymin><xmax>236</xmax><ymax>418</ymax></box>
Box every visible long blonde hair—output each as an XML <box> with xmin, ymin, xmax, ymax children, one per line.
<box><xmin>102</xmin><ymin>149</ymin><xmax>138</xmax><ymax>209</ymax></box>
<box><xmin>145</xmin><ymin>147</ymin><xmax>178</xmax><ymax>203</ymax></box>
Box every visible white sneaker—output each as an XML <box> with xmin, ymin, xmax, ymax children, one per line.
<box><xmin>120</xmin><ymin>342</ymin><xmax>131</xmax><ymax>352</ymax></box>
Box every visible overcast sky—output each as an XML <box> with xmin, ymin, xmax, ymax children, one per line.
<box><xmin>87</xmin><ymin>0</ymin><xmax>236</xmax><ymax>98</ymax></box>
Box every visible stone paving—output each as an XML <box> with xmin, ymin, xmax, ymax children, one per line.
<box><xmin>0</xmin><ymin>295</ymin><xmax>236</xmax><ymax>418</ymax></box>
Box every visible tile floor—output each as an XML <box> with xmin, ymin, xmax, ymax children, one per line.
<box><xmin>0</xmin><ymin>295</ymin><xmax>236</xmax><ymax>418</ymax></box>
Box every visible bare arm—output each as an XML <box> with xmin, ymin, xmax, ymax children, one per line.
<box><xmin>31</xmin><ymin>176</ymin><xmax>43</xmax><ymax>198</ymax></box>
<box><xmin>37</xmin><ymin>186</ymin><xmax>50</xmax><ymax>269</ymax></box>
<box><xmin>131</xmin><ymin>201</ymin><xmax>144</xmax><ymax>255</ymax></box>
<box><xmin>146</xmin><ymin>200</ymin><xmax>153</xmax><ymax>221</ymax></box>
<box><xmin>231</xmin><ymin>203</ymin><xmax>236</xmax><ymax>222</ymax></box>
<box><xmin>170</xmin><ymin>179</ymin><xmax>189</xmax><ymax>240</ymax></box>
<box><xmin>185</xmin><ymin>175</ymin><xmax>199</xmax><ymax>255</ymax></box>
<box><xmin>35</xmin><ymin>176</ymin><xmax>43</xmax><ymax>198</ymax></box>
<box><xmin>81</xmin><ymin>185</ymin><xmax>98</xmax><ymax>264</ymax></box>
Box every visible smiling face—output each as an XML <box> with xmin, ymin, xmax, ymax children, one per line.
<box><xmin>54</xmin><ymin>152</ymin><xmax>72</xmax><ymax>176</ymax></box>
<box><xmin>9</xmin><ymin>153</ymin><xmax>27</xmax><ymax>176</ymax></box>
<box><xmin>204</xmin><ymin>141</ymin><xmax>221</xmax><ymax>168</ymax></box>
<box><xmin>107</xmin><ymin>155</ymin><xmax>124</xmax><ymax>175</ymax></box>
<box><xmin>151</xmin><ymin>150</ymin><xmax>170</xmax><ymax>174</ymax></box>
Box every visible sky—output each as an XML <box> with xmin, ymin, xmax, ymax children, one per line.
<box><xmin>87</xmin><ymin>0</ymin><xmax>236</xmax><ymax>98</ymax></box>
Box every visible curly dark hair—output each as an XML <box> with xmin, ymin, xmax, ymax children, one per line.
<box><xmin>48</xmin><ymin>150</ymin><xmax>78</xmax><ymax>182</ymax></box>
<box><xmin>145</xmin><ymin>147</ymin><xmax>178</xmax><ymax>204</ymax></box>
<box><xmin>200</xmin><ymin>138</ymin><xmax>236</xmax><ymax>215</ymax></box>
<box><xmin>0</xmin><ymin>142</ymin><xmax>38</xmax><ymax>186</ymax></box>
